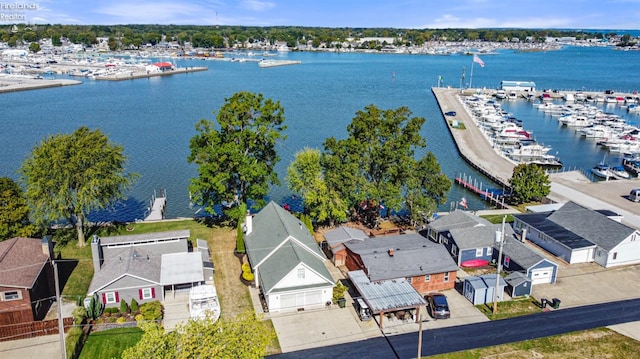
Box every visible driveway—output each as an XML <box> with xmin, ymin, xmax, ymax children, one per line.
<box><xmin>0</xmin><ymin>335</ymin><xmax>62</xmax><ymax>359</ymax></box>
<box><xmin>163</xmin><ymin>290</ymin><xmax>190</xmax><ymax>331</ymax></box>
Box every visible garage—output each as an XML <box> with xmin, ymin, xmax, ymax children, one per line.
<box><xmin>530</xmin><ymin>267</ymin><xmax>554</xmax><ymax>285</ymax></box>
<box><xmin>279</xmin><ymin>290</ymin><xmax>325</xmax><ymax>311</ymax></box>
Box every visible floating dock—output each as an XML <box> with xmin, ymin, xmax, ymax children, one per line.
<box><xmin>144</xmin><ymin>189</ymin><xmax>167</xmax><ymax>221</ymax></box>
<box><xmin>455</xmin><ymin>174</ymin><xmax>508</xmax><ymax>209</ymax></box>
<box><xmin>258</xmin><ymin>59</ymin><xmax>302</xmax><ymax>68</ymax></box>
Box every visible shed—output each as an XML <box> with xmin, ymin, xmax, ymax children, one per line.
<box><xmin>462</xmin><ymin>274</ymin><xmax>506</xmax><ymax>305</ymax></box>
<box><xmin>504</xmin><ymin>272</ymin><xmax>532</xmax><ymax>298</ymax></box>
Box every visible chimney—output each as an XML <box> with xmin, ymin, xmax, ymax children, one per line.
<box><xmin>91</xmin><ymin>235</ymin><xmax>103</xmax><ymax>273</ymax></box>
<box><xmin>41</xmin><ymin>235</ymin><xmax>54</xmax><ymax>259</ymax></box>
<box><xmin>244</xmin><ymin>211</ymin><xmax>253</xmax><ymax>235</ymax></box>
<box><xmin>388</xmin><ymin>248</ymin><xmax>394</xmax><ymax>257</ymax></box>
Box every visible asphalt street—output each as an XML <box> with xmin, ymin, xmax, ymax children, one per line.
<box><xmin>269</xmin><ymin>298</ymin><xmax>640</xmax><ymax>359</ymax></box>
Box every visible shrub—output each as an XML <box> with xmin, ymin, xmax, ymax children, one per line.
<box><xmin>332</xmin><ymin>282</ymin><xmax>348</xmax><ymax>303</ymax></box>
<box><xmin>242</xmin><ymin>270</ymin><xmax>255</xmax><ymax>282</ymax></box>
<box><xmin>130</xmin><ymin>298</ymin><xmax>139</xmax><ymax>312</ymax></box>
<box><xmin>72</xmin><ymin>306</ymin><xmax>87</xmax><ymax>325</ymax></box>
<box><xmin>116</xmin><ymin>316</ymin><xmax>128</xmax><ymax>324</ymax></box>
<box><xmin>241</xmin><ymin>262</ymin><xmax>251</xmax><ymax>273</ymax></box>
<box><xmin>134</xmin><ymin>314</ymin><xmax>145</xmax><ymax>322</ymax></box>
<box><xmin>65</xmin><ymin>326</ymin><xmax>84</xmax><ymax>359</ymax></box>
<box><xmin>104</xmin><ymin>307</ymin><xmax>119</xmax><ymax>314</ymax></box>
<box><xmin>120</xmin><ymin>298</ymin><xmax>130</xmax><ymax>313</ymax></box>
<box><xmin>236</xmin><ymin>221</ymin><xmax>245</xmax><ymax>253</ymax></box>
<box><xmin>139</xmin><ymin>301</ymin><xmax>163</xmax><ymax>322</ymax></box>
<box><xmin>108</xmin><ymin>316</ymin><xmax>117</xmax><ymax>323</ymax></box>
<box><xmin>86</xmin><ymin>295</ymin><xmax>104</xmax><ymax>320</ymax></box>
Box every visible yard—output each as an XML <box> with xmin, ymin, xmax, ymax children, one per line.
<box><xmin>78</xmin><ymin>327</ymin><xmax>142</xmax><ymax>359</ymax></box>
<box><xmin>476</xmin><ymin>296</ymin><xmax>544</xmax><ymax>321</ymax></box>
<box><xmin>428</xmin><ymin>328</ymin><xmax>640</xmax><ymax>358</ymax></box>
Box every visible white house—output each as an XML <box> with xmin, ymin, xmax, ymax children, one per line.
<box><xmin>244</xmin><ymin>202</ymin><xmax>335</xmax><ymax>312</ymax></box>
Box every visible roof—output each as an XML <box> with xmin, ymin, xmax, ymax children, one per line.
<box><xmin>448</xmin><ymin>223</ymin><xmax>504</xmax><ymax>250</ymax></box>
<box><xmin>344</xmin><ymin>233</ymin><xmax>458</xmax><ymax>281</ymax></box>
<box><xmin>324</xmin><ymin>226</ymin><xmax>368</xmax><ymax>252</ymax></box>
<box><xmin>501</xmin><ymin>80</ymin><xmax>536</xmax><ymax>87</ymax></box>
<box><xmin>153</xmin><ymin>62</ymin><xmax>173</xmax><ymax>68</ymax></box>
<box><xmin>245</xmin><ymin>201</ymin><xmax>334</xmax><ymax>293</ymax></box>
<box><xmin>478</xmin><ymin>274</ymin><xmax>507</xmax><ymax>288</ymax></box>
<box><xmin>88</xmin><ymin>246</ymin><xmax>164</xmax><ymax>293</ymax></box>
<box><xmin>428</xmin><ymin>210</ymin><xmax>492</xmax><ymax>232</ymax></box>
<box><xmin>498</xmin><ymin>235</ymin><xmax>555</xmax><ymax>270</ymax></box>
<box><xmin>504</xmin><ymin>271</ymin><xmax>531</xmax><ymax>287</ymax></box>
<box><xmin>160</xmin><ymin>252</ymin><xmax>204</xmax><ymax>285</ymax></box>
<box><xmin>514</xmin><ymin>210</ymin><xmax>595</xmax><ymax>250</ymax></box>
<box><xmin>465</xmin><ymin>276</ymin><xmax>488</xmax><ymax>290</ymax></box>
<box><xmin>348</xmin><ymin>270</ymin><xmax>426</xmax><ymax>314</ymax></box>
<box><xmin>99</xmin><ymin>230</ymin><xmax>190</xmax><ymax>246</ymax></box>
<box><xmin>0</xmin><ymin>237</ymin><xmax>50</xmax><ymax>289</ymax></box>
<box><xmin>548</xmin><ymin>202</ymin><xmax>636</xmax><ymax>251</ymax></box>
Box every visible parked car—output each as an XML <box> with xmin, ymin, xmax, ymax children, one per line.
<box><xmin>425</xmin><ymin>293</ymin><xmax>450</xmax><ymax>319</ymax></box>
<box><xmin>444</xmin><ymin>111</ymin><xmax>457</xmax><ymax>116</ymax></box>
<box><xmin>629</xmin><ymin>188</ymin><xmax>640</xmax><ymax>202</ymax></box>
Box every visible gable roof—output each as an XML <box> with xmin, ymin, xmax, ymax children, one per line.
<box><xmin>245</xmin><ymin>201</ymin><xmax>334</xmax><ymax>293</ymax></box>
<box><xmin>324</xmin><ymin>226</ymin><xmax>368</xmax><ymax>251</ymax></box>
<box><xmin>505</xmin><ymin>271</ymin><xmax>531</xmax><ymax>287</ymax></box>
<box><xmin>344</xmin><ymin>233</ymin><xmax>458</xmax><ymax>281</ymax></box>
<box><xmin>428</xmin><ymin>210</ymin><xmax>492</xmax><ymax>232</ymax></box>
<box><xmin>548</xmin><ymin>201</ymin><xmax>636</xmax><ymax>251</ymax></box>
<box><xmin>88</xmin><ymin>246</ymin><xmax>164</xmax><ymax>294</ymax></box>
<box><xmin>497</xmin><ymin>235</ymin><xmax>554</xmax><ymax>270</ymax></box>
<box><xmin>448</xmin><ymin>223</ymin><xmax>504</xmax><ymax>250</ymax></box>
<box><xmin>0</xmin><ymin>237</ymin><xmax>50</xmax><ymax>289</ymax></box>
<box><xmin>514</xmin><ymin>210</ymin><xmax>595</xmax><ymax>250</ymax></box>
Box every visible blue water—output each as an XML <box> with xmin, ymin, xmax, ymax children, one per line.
<box><xmin>1</xmin><ymin>46</ymin><xmax>639</xmax><ymax>220</ymax></box>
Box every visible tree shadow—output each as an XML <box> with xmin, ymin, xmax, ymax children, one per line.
<box><xmin>56</xmin><ymin>257</ymin><xmax>78</xmax><ymax>292</ymax></box>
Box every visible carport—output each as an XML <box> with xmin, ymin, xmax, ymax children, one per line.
<box><xmin>348</xmin><ymin>270</ymin><xmax>426</xmax><ymax>328</ymax></box>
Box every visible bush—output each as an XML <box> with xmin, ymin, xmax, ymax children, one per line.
<box><xmin>130</xmin><ymin>298</ymin><xmax>139</xmax><ymax>312</ymax></box>
<box><xmin>104</xmin><ymin>307</ymin><xmax>119</xmax><ymax>314</ymax></box>
<box><xmin>332</xmin><ymin>282</ymin><xmax>348</xmax><ymax>303</ymax></box>
<box><xmin>120</xmin><ymin>298</ymin><xmax>130</xmax><ymax>313</ymax></box>
<box><xmin>72</xmin><ymin>306</ymin><xmax>87</xmax><ymax>325</ymax></box>
<box><xmin>87</xmin><ymin>295</ymin><xmax>104</xmax><ymax>320</ymax></box>
<box><xmin>134</xmin><ymin>314</ymin><xmax>144</xmax><ymax>322</ymax></box>
<box><xmin>242</xmin><ymin>270</ymin><xmax>254</xmax><ymax>282</ymax></box>
<box><xmin>116</xmin><ymin>316</ymin><xmax>128</xmax><ymax>324</ymax></box>
<box><xmin>236</xmin><ymin>221</ymin><xmax>245</xmax><ymax>253</ymax></box>
<box><xmin>241</xmin><ymin>262</ymin><xmax>251</xmax><ymax>272</ymax></box>
<box><xmin>65</xmin><ymin>326</ymin><xmax>84</xmax><ymax>359</ymax></box>
<box><xmin>139</xmin><ymin>301</ymin><xmax>163</xmax><ymax>322</ymax></box>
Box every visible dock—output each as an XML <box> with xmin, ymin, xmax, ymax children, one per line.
<box><xmin>144</xmin><ymin>189</ymin><xmax>167</xmax><ymax>221</ymax></box>
<box><xmin>455</xmin><ymin>174</ymin><xmax>508</xmax><ymax>209</ymax></box>
<box><xmin>0</xmin><ymin>77</ymin><xmax>81</xmax><ymax>93</ymax></box>
<box><xmin>94</xmin><ymin>66</ymin><xmax>207</xmax><ymax>81</ymax></box>
<box><xmin>258</xmin><ymin>59</ymin><xmax>302</xmax><ymax>68</ymax></box>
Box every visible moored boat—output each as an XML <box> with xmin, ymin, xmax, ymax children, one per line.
<box><xmin>189</xmin><ymin>284</ymin><xmax>221</xmax><ymax>321</ymax></box>
<box><xmin>591</xmin><ymin>161</ymin><xmax>614</xmax><ymax>180</ymax></box>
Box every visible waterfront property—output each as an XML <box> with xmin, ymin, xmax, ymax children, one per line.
<box><xmin>322</xmin><ymin>226</ymin><xmax>369</xmax><ymax>266</ymax></box>
<box><xmin>500</xmin><ymin>80</ymin><xmax>536</xmax><ymax>93</ymax></box>
<box><xmin>514</xmin><ymin>201</ymin><xmax>640</xmax><ymax>268</ymax></box>
<box><xmin>494</xmin><ymin>236</ymin><xmax>558</xmax><ymax>285</ymax></box>
<box><xmin>244</xmin><ymin>202</ymin><xmax>335</xmax><ymax>312</ymax></box>
<box><xmin>463</xmin><ymin>274</ymin><xmax>507</xmax><ymax>305</ymax></box>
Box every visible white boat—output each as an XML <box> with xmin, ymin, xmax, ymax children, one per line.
<box><xmin>563</xmin><ymin>93</ymin><xmax>575</xmax><ymax>102</ymax></box>
<box><xmin>558</xmin><ymin>115</ymin><xmax>592</xmax><ymax>127</ymax></box>
<box><xmin>189</xmin><ymin>285</ymin><xmax>221</xmax><ymax>321</ymax></box>
<box><xmin>507</xmin><ymin>92</ymin><xmax>518</xmax><ymax>101</ymax></box>
<box><xmin>495</xmin><ymin>90</ymin><xmax>507</xmax><ymax>99</ymax></box>
<box><xmin>591</xmin><ymin>161</ymin><xmax>615</xmax><ymax>180</ymax></box>
<box><xmin>611</xmin><ymin>165</ymin><xmax>631</xmax><ymax>179</ymax></box>
<box><xmin>628</xmin><ymin>104</ymin><xmax>640</xmax><ymax>113</ymax></box>
<box><xmin>505</xmin><ymin>143</ymin><xmax>562</xmax><ymax>168</ymax></box>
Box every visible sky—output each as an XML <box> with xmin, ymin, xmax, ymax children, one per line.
<box><xmin>4</xmin><ymin>0</ymin><xmax>640</xmax><ymax>30</ymax></box>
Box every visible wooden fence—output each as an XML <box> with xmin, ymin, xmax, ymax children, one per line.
<box><xmin>0</xmin><ymin>317</ymin><xmax>73</xmax><ymax>342</ymax></box>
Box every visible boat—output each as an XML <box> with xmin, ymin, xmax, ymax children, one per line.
<box><xmin>563</xmin><ymin>93</ymin><xmax>575</xmax><ymax>102</ymax></box>
<box><xmin>622</xmin><ymin>154</ymin><xmax>640</xmax><ymax>176</ymax></box>
<box><xmin>461</xmin><ymin>259</ymin><xmax>489</xmax><ymax>268</ymax></box>
<box><xmin>505</xmin><ymin>143</ymin><xmax>563</xmax><ymax>168</ymax></box>
<box><xmin>591</xmin><ymin>161</ymin><xmax>615</xmax><ymax>180</ymax></box>
<box><xmin>611</xmin><ymin>165</ymin><xmax>631</xmax><ymax>179</ymax></box>
<box><xmin>495</xmin><ymin>90</ymin><xmax>507</xmax><ymax>99</ymax></box>
<box><xmin>189</xmin><ymin>284</ymin><xmax>221</xmax><ymax>321</ymax></box>
<box><xmin>258</xmin><ymin>59</ymin><xmax>302</xmax><ymax>68</ymax></box>
<box><xmin>507</xmin><ymin>92</ymin><xmax>518</xmax><ymax>101</ymax></box>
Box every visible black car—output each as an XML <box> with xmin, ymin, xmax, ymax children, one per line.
<box><xmin>444</xmin><ymin>111</ymin><xmax>456</xmax><ymax>116</ymax></box>
<box><xmin>425</xmin><ymin>293</ymin><xmax>450</xmax><ymax>319</ymax></box>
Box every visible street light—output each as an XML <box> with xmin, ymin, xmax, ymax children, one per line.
<box><xmin>493</xmin><ymin>215</ymin><xmax>506</xmax><ymax>316</ymax></box>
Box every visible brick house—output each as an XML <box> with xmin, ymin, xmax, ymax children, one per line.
<box><xmin>344</xmin><ymin>233</ymin><xmax>458</xmax><ymax>293</ymax></box>
<box><xmin>0</xmin><ymin>237</ymin><xmax>55</xmax><ymax>325</ymax></box>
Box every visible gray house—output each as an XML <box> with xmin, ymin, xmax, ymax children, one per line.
<box><xmin>425</xmin><ymin>209</ymin><xmax>492</xmax><ymax>245</ymax></box>
<box><xmin>514</xmin><ymin>201</ymin><xmax>640</xmax><ymax>268</ymax></box>
<box><xmin>88</xmin><ymin>230</ymin><xmax>207</xmax><ymax>307</ymax></box>
<box><xmin>244</xmin><ymin>201</ymin><xmax>335</xmax><ymax>312</ymax></box>
<box><xmin>446</xmin><ymin>224</ymin><xmax>502</xmax><ymax>266</ymax></box>
<box><xmin>494</xmin><ymin>232</ymin><xmax>558</xmax><ymax>285</ymax></box>
<box><xmin>504</xmin><ymin>272</ymin><xmax>532</xmax><ymax>298</ymax></box>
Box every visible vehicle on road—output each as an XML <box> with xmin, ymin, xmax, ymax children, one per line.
<box><xmin>445</xmin><ymin>111</ymin><xmax>457</xmax><ymax>116</ymax></box>
<box><xmin>425</xmin><ymin>293</ymin><xmax>450</xmax><ymax>319</ymax></box>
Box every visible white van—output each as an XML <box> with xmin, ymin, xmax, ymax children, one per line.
<box><xmin>630</xmin><ymin>188</ymin><xmax>640</xmax><ymax>202</ymax></box>
<box><xmin>354</xmin><ymin>298</ymin><xmax>372</xmax><ymax>321</ymax></box>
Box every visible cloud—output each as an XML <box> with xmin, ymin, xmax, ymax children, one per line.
<box><xmin>423</xmin><ymin>14</ymin><xmax>574</xmax><ymax>29</ymax></box>
<box><xmin>239</xmin><ymin>0</ymin><xmax>276</xmax><ymax>11</ymax></box>
<box><xmin>92</xmin><ymin>1</ymin><xmax>219</xmax><ymax>24</ymax></box>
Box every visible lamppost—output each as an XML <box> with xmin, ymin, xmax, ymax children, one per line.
<box><xmin>493</xmin><ymin>215</ymin><xmax>506</xmax><ymax>316</ymax></box>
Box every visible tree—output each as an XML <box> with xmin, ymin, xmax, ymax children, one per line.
<box><xmin>322</xmin><ymin>104</ymin><xmax>450</xmax><ymax>226</ymax></box>
<box><xmin>0</xmin><ymin>177</ymin><xmax>38</xmax><ymax>240</ymax></box>
<box><xmin>19</xmin><ymin>126</ymin><xmax>138</xmax><ymax>247</ymax></box>
<box><xmin>509</xmin><ymin>163</ymin><xmax>551</xmax><ymax>204</ymax></box>
<box><xmin>28</xmin><ymin>42</ymin><xmax>40</xmax><ymax>53</ymax></box>
<box><xmin>286</xmin><ymin>148</ymin><xmax>348</xmax><ymax>226</ymax></box>
<box><xmin>122</xmin><ymin>310</ymin><xmax>275</xmax><ymax>359</ymax></box>
<box><xmin>188</xmin><ymin>92</ymin><xmax>286</xmax><ymax>218</ymax></box>
<box><xmin>107</xmin><ymin>36</ymin><xmax>118</xmax><ymax>51</ymax></box>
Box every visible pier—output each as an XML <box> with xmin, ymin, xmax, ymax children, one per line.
<box><xmin>0</xmin><ymin>77</ymin><xmax>81</xmax><ymax>93</ymax></box>
<box><xmin>144</xmin><ymin>189</ymin><xmax>167</xmax><ymax>221</ymax></box>
<box><xmin>94</xmin><ymin>66</ymin><xmax>207</xmax><ymax>81</ymax></box>
<box><xmin>455</xmin><ymin>173</ymin><xmax>508</xmax><ymax>209</ymax></box>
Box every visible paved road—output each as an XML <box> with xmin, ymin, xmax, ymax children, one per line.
<box><xmin>269</xmin><ymin>297</ymin><xmax>640</xmax><ymax>359</ymax></box>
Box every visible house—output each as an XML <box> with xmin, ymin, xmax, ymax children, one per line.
<box><xmin>244</xmin><ymin>201</ymin><xmax>335</xmax><ymax>312</ymax></box>
<box><xmin>504</xmin><ymin>272</ymin><xmax>532</xmax><ymax>298</ymax></box>
<box><xmin>0</xmin><ymin>237</ymin><xmax>55</xmax><ymax>325</ymax></box>
<box><xmin>446</xmin><ymin>224</ymin><xmax>503</xmax><ymax>266</ymax></box>
<box><xmin>463</xmin><ymin>274</ymin><xmax>506</xmax><ymax>305</ymax></box>
<box><xmin>513</xmin><ymin>201</ymin><xmax>640</xmax><ymax>268</ymax></box>
<box><xmin>424</xmin><ymin>209</ymin><xmax>492</xmax><ymax>245</ymax></box>
<box><xmin>495</xmin><ymin>235</ymin><xmax>558</xmax><ymax>285</ymax></box>
<box><xmin>344</xmin><ymin>233</ymin><xmax>459</xmax><ymax>293</ymax></box>
<box><xmin>323</xmin><ymin>226</ymin><xmax>368</xmax><ymax>266</ymax></box>
<box><xmin>88</xmin><ymin>230</ymin><xmax>207</xmax><ymax>307</ymax></box>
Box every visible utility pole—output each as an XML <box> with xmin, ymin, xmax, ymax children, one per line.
<box><xmin>53</xmin><ymin>260</ymin><xmax>67</xmax><ymax>359</ymax></box>
<box><xmin>417</xmin><ymin>313</ymin><xmax>423</xmax><ymax>358</ymax></box>
<box><xmin>493</xmin><ymin>215</ymin><xmax>506</xmax><ymax>316</ymax></box>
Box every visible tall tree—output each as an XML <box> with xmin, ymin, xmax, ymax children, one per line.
<box><xmin>122</xmin><ymin>311</ymin><xmax>275</xmax><ymax>359</ymax></box>
<box><xmin>19</xmin><ymin>127</ymin><xmax>138</xmax><ymax>247</ymax></box>
<box><xmin>188</xmin><ymin>91</ymin><xmax>286</xmax><ymax>217</ymax></box>
<box><xmin>322</xmin><ymin>104</ymin><xmax>450</xmax><ymax>226</ymax></box>
<box><xmin>286</xmin><ymin>148</ymin><xmax>348</xmax><ymax>225</ymax></box>
<box><xmin>509</xmin><ymin>163</ymin><xmax>551</xmax><ymax>204</ymax></box>
<box><xmin>0</xmin><ymin>177</ymin><xmax>38</xmax><ymax>240</ymax></box>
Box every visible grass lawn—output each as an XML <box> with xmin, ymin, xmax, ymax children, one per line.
<box><xmin>427</xmin><ymin>328</ymin><xmax>640</xmax><ymax>358</ymax></box>
<box><xmin>475</xmin><ymin>297</ymin><xmax>544</xmax><ymax>321</ymax></box>
<box><xmin>78</xmin><ymin>327</ymin><xmax>143</xmax><ymax>359</ymax></box>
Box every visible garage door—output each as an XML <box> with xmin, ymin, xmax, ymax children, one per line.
<box><xmin>280</xmin><ymin>290</ymin><xmax>324</xmax><ymax>311</ymax></box>
<box><xmin>531</xmin><ymin>267</ymin><xmax>553</xmax><ymax>285</ymax></box>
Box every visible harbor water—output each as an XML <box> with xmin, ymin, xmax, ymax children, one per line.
<box><xmin>1</xmin><ymin>46</ymin><xmax>639</xmax><ymax>220</ymax></box>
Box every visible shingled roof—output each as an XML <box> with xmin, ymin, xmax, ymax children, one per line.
<box><xmin>0</xmin><ymin>237</ymin><xmax>50</xmax><ymax>289</ymax></box>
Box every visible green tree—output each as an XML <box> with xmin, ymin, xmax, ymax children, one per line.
<box><xmin>107</xmin><ymin>36</ymin><xmax>118</xmax><ymax>51</ymax></box>
<box><xmin>322</xmin><ymin>104</ymin><xmax>450</xmax><ymax>226</ymax></box>
<box><xmin>286</xmin><ymin>148</ymin><xmax>347</xmax><ymax>225</ymax></box>
<box><xmin>0</xmin><ymin>177</ymin><xmax>38</xmax><ymax>240</ymax></box>
<box><xmin>19</xmin><ymin>126</ymin><xmax>138</xmax><ymax>247</ymax></box>
<box><xmin>122</xmin><ymin>311</ymin><xmax>274</xmax><ymax>359</ymax></box>
<box><xmin>28</xmin><ymin>42</ymin><xmax>40</xmax><ymax>53</ymax></box>
<box><xmin>188</xmin><ymin>92</ymin><xmax>286</xmax><ymax>217</ymax></box>
<box><xmin>509</xmin><ymin>163</ymin><xmax>551</xmax><ymax>204</ymax></box>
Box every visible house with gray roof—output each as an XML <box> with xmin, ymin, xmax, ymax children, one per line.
<box><xmin>446</xmin><ymin>224</ymin><xmax>502</xmax><ymax>266</ymax></box>
<box><xmin>344</xmin><ymin>233</ymin><xmax>459</xmax><ymax>293</ymax></box>
<box><xmin>424</xmin><ymin>209</ymin><xmax>492</xmax><ymax>245</ymax></box>
<box><xmin>494</xmin><ymin>235</ymin><xmax>558</xmax><ymax>285</ymax></box>
<box><xmin>514</xmin><ymin>201</ymin><xmax>640</xmax><ymax>268</ymax></box>
<box><xmin>88</xmin><ymin>230</ymin><xmax>207</xmax><ymax>307</ymax></box>
<box><xmin>244</xmin><ymin>201</ymin><xmax>335</xmax><ymax>312</ymax></box>
<box><xmin>323</xmin><ymin>226</ymin><xmax>368</xmax><ymax>266</ymax></box>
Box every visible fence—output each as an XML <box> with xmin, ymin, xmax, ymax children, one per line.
<box><xmin>0</xmin><ymin>317</ymin><xmax>73</xmax><ymax>342</ymax></box>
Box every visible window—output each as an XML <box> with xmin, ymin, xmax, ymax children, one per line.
<box><xmin>1</xmin><ymin>290</ymin><xmax>21</xmax><ymax>301</ymax></box>
<box><xmin>487</xmin><ymin>247</ymin><xmax>492</xmax><ymax>256</ymax></box>
<box><xmin>105</xmin><ymin>292</ymin><xmax>118</xmax><ymax>304</ymax></box>
<box><xmin>443</xmin><ymin>236</ymin><xmax>448</xmax><ymax>245</ymax></box>
<box><xmin>424</xmin><ymin>274</ymin><xmax>431</xmax><ymax>282</ymax></box>
<box><xmin>297</xmin><ymin>268</ymin><xmax>305</xmax><ymax>279</ymax></box>
<box><xmin>475</xmin><ymin>248</ymin><xmax>483</xmax><ymax>257</ymax></box>
<box><xmin>613</xmin><ymin>252</ymin><xmax>618</xmax><ymax>260</ymax></box>
<box><xmin>452</xmin><ymin>245</ymin><xmax>457</xmax><ymax>256</ymax></box>
<box><xmin>141</xmin><ymin>288</ymin><xmax>154</xmax><ymax>300</ymax></box>
<box><xmin>504</xmin><ymin>256</ymin><xmax>510</xmax><ymax>269</ymax></box>
<box><xmin>443</xmin><ymin>272</ymin><xmax>450</xmax><ymax>282</ymax></box>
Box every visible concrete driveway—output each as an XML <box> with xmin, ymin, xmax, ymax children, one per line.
<box><xmin>0</xmin><ymin>335</ymin><xmax>62</xmax><ymax>359</ymax></box>
<box><xmin>163</xmin><ymin>290</ymin><xmax>190</xmax><ymax>331</ymax></box>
